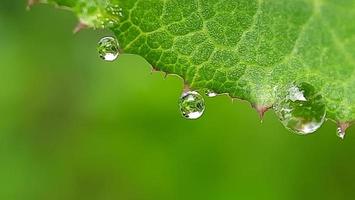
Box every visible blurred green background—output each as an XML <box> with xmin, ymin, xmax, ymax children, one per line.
<box><xmin>1</xmin><ymin>1</ymin><xmax>355</xmax><ymax>200</ymax></box>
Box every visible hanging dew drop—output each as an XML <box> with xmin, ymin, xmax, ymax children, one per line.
<box><xmin>205</xmin><ymin>89</ymin><xmax>217</xmax><ymax>97</ymax></box>
<box><xmin>274</xmin><ymin>82</ymin><xmax>326</xmax><ymax>135</ymax></box>
<box><xmin>336</xmin><ymin>123</ymin><xmax>349</xmax><ymax>140</ymax></box>
<box><xmin>179</xmin><ymin>91</ymin><xmax>205</xmax><ymax>120</ymax></box>
<box><xmin>97</xmin><ymin>37</ymin><xmax>120</xmax><ymax>61</ymax></box>
<box><xmin>337</xmin><ymin>127</ymin><xmax>346</xmax><ymax>140</ymax></box>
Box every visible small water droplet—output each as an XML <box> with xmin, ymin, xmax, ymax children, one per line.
<box><xmin>179</xmin><ymin>91</ymin><xmax>205</xmax><ymax>120</ymax></box>
<box><xmin>337</xmin><ymin>127</ymin><xmax>346</xmax><ymax>140</ymax></box>
<box><xmin>96</xmin><ymin>4</ymin><xmax>124</xmax><ymax>28</ymax></box>
<box><xmin>336</xmin><ymin>123</ymin><xmax>349</xmax><ymax>140</ymax></box>
<box><xmin>106</xmin><ymin>4</ymin><xmax>124</xmax><ymax>17</ymax></box>
<box><xmin>274</xmin><ymin>82</ymin><xmax>326</xmax><ymax>135</ymax></box>
<box><xmin>97</xmin><ymin>37</ymin><xmax>120</xmax><ymax>61</ymax></box>
<box><xmin>205</xmin><ymin>89</ymin><xmax>217</xmax><ymax>97</ymax></box>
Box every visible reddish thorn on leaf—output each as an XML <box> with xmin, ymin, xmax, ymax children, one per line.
<box><xmin>183</xmin><ymin>84</ymin><xmax>191</xmax><ymax>93</ymax></box>
<box><xmin>27</xmin><ymin>0</ymin><xmax>39</xmax><ymax>10</ymax></box>
<box><xmin>73</xmin><ymin>22</ymin><xmax>88</xmax><ymax>34</ymax></box>
<box><xmin>337</xmin><ymin>122</ymin><xmax>350</xmax><ymax>140</ymax></box>
<box><xmin>253</xmin><ymin>105</ymin><xmax>270</xmax><ymax>122</ymax></box>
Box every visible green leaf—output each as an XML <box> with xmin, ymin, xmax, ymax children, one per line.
<box><xmin>35</xmin><ymin>0</ymin><xmax>355</xmax><ymax>126</ymax></box>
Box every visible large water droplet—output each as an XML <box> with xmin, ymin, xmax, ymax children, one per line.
<box><xmin>179</xmin><ymin>91</ymin><xmax>205</xmax><ymax>120</ymax></box>
<box><xmin>274</xmin><ymin>82</ymin><xmax>326</xmax><ymax>135</ymax></box>
<box><xmin>97</xmin><ymin>37</ymin><xmax>120</xmax><ymax>61</ymax></box>
<box><xmin>205</xmin><ymin>89</ymin><xmax>217</xmax><ymax>97</ymax></box>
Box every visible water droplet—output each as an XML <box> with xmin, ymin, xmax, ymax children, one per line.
<box><xmin>274</xmin><ymin>82</ymin><xmax>326</xmax><ymax>135</ymax></box>
<box><xmin>336</xmin><ymin>123</ymin><xmax>349</xmax><ymax>140</ymax></box>
<box><xmin>205</xmin><ymin>89</ymin><xmax>217</xmax><ymax>97</ymax></box>
<box><xmin>337</xmin><ymin>127</ymin><xmax>346</xmax><ymax>140</ymax></box>
<box><xmin>97</xmin><ymin>37</ymin><xmax>120</xmax><ymax>61</ymax></box>
<box><xmin>106</xmin><ymin>4</ymin><xmax>124</xmax><ymax>17</ymax></box>
<box><xmin>96</xmin><ymin>4</ymin><xmax>124</xmax><ymax>28</ymax></box>
<box><xmin>179</xmin><ymin>91</ymin><xmax>205</xmax><ymax>120</ymax></box>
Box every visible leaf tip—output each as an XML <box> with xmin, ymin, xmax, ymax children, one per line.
<box><xmin>26</xmin><ymin>0</ymin><xmax>38</xmax><ymax>10</ymax></box>
<box><xmin>253</xmin><ymin>105</ymin><xmax>270</xmax><ymax>122</ymax></box>
<box><xmin>337</xmin><ymin>122</ymin><xmax>351</xmax><ymax>140</ymax></box>
<box><xmin>182</xmin><ymin>84</ymin><xmax>191</xmax><ymax>93</ymax></box>
<box><xmin>73</xmin><ymin>21</ymin><xmax>88</xmax><ymax>34</ymax></box>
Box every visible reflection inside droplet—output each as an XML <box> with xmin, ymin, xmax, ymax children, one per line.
<box><xmin>97</xmin><ymin>36</ymin><xmax>120</xmax><ymax>61</ymax></box>
<box><xmin>179</xmin><ymin>91</ymin><xmax>205</xmax><ymax>120</ymax></box>
<box><xmin>274</xmin><ymin>82</ymin><xmax>326</xmax><ymax>135</ymax></box>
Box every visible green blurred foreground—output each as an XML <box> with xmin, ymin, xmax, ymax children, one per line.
<box><xmin>0</xmin><ymin>1</ymin><xmax>354</xmax><ymax>200</ymax></box>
